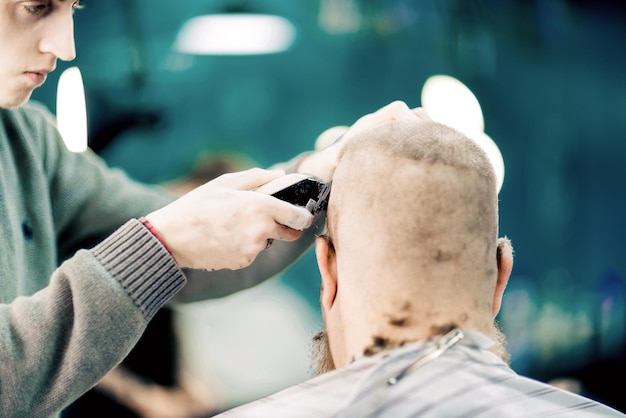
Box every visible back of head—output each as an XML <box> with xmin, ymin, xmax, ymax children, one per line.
<box><xmin>327</xmin><ymin>119</ymin><xmax>499</xmax><ymax>339</ymax></box>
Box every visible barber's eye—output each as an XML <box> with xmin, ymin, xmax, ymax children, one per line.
<box><xmin>25</xmin><ymin>4</ymin><xmax>49</xmax><ymax>14</ymax></box>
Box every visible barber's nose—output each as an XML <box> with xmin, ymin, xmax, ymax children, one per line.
<box><xmin>39</xmin><ymin>14</ymin><xmax>76</xmax><ymax>61</ymax></box>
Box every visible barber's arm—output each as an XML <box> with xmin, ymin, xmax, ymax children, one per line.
<box><xmin>0</xmin><ymin>106</ymin><xmax>304</xmax><ymax>416</ymax></box>
<box><xmin>169</xmin><ymin>136</ymin><xmax>343</xmax><ymax>302</ymax></box>
<box><xmin>171</xmin><ymin>100</ymin><xmax>428</xmax><ymax>302</ymax></box>
<box><xmin>173</xmin><ymin>214</ymin><xmax>325</xmax><ymax>302</ymax></box>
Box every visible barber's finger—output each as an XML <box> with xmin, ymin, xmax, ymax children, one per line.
<box><xmin>315</xmin><ymin>125</ymin><xmax>350</xmax><ymax>151</ymax></box>
<box><xmin>412</xmin><ymin>107</ymin><xmax>432</xmax><ymax>120</ymax></box>
<box><xmin>271</xmin><ymin>201</ymin><xmax>314</xmax><ymax>231</ymax></box>
<box><xmin>219</xmin><ymin>167</ymin><xmax>286</xmax><ymax>191</ymax></box>
<box><xmin>272</xmin><ymin>224</ymin><xmax>304</xmax><ymax>243</ymax></box>
<box><xmin>345</xmin><ymin>101</ymin><xmax>413</xmax><ymax>141</ymax></box>
<box><xmin>372</xmin><ymin>100</ymin><xmax>418</xmax><ymax>120</ymax></box>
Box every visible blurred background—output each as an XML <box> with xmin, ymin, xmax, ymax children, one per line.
<box><xmin>33</xmin><ymin>0</ymin><xmax>626</xmax><ymax>414</ymax></box>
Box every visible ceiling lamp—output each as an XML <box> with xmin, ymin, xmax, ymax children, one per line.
<box><xmin>421</xmin><ymin>75</ymin><xmax>485</xmax><ymax>134</ymax></box>
<box><xmin>318</xmin><ymin>0</ymin><xmax>362</xmax><ymax>35</ymax></box>
<box><xmin>175</xmin><ymin>13</ymin><xmax>296</xmax><ymax>55</ymax></box>
<box><xmin>421</xmin><ymin>75</ymin><xmax>505</xmax><ymax>193</ymax></box>
<box><xmin>56</xmin><ymin>66</ymin><xmax>88</xmax><ymax>153</ymax></box>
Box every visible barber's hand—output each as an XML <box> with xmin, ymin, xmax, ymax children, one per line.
<box><xmin>297</xmin><ymin>101</ymin><xmax>430</xmax><ymax>181</ymax></box>
<box><xmin>145</xmin><ymin>168</ymin><xmax>313</xmax><ymax>271</ymax></box>
<box><xmin>343</xmin><ymin>100</ymin><xmax>431</xmax><ymax>142</ymax></box>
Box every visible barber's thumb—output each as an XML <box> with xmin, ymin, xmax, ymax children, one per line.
<box><xmin>288</xmin><ymin>207</ymin><xmax>314</xmax><ymax>231</ymax></box>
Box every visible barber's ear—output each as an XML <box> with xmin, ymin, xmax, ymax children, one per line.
<box><xmin>316</xmin><ymin>236</ymin><xmax>338</xmax><ymax>311</ymax></box>
<box><xmin>493</xmin><ymin>237</ymin><xmax>513</xmax><ymax>317</ymax></box>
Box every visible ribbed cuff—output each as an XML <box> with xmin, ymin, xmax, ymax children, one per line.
<box><xmin>91</xmin><ymin>219</ymin><xmax>186</xmax><ymax>321</ymax></box>
<box><xmin>138</xmin><ymin>216</ymin><xmax>171</xmax><ymax>255</ymax></box>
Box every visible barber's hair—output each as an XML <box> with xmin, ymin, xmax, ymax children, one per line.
<box><xmin>328</xmin><ymin>119</ymin><xmax>499</xmax><ymax>279</ymax></box>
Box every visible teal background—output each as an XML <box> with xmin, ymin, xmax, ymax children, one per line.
<box><xmin>32</xmin><ymin>0</ymin><xmax>626</xmax><ymax>410</ymax></box>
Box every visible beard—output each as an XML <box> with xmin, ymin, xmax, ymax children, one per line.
<box><xmin>492</xmin><ymin>321</ymin><xmax>511</xmax><ymax>365</ymax></box>
<box><xmin>309</xmin><ymin>330</ymin><xmax>336</xmax><ymax>376</ymax></box>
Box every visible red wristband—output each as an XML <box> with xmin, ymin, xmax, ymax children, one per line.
<box><xmin>138</xmin><ymin>217</ymin><xmax>171</xmax><ymax>255</ymax></box>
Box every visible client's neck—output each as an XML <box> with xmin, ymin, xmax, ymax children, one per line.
<box><xmin>342</xmin><ymin>301</ymin><xmax>499</xmax><ymax>363</ymax></box>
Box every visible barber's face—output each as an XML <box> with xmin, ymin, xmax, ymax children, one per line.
<box><xmin>0</xmin><ymin>0</ymin><xmax>79</xmax><ymax>108</ymax></box>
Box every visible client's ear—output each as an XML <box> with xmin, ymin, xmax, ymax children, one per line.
<box><xmin>493</xmin><ymin>237</ymin><xmax>513</xmax><ymax>316</ymax></box>
<box><xmin>315</xmin><ymin>236</ymin><xmax>338</xmax><ymax>311</ymax></box>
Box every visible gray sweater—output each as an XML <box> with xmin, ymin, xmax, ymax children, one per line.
<box><xmin>0</xmin><ymin>102</ymin><xmax>319</xmax><ymax>417</ymax></box>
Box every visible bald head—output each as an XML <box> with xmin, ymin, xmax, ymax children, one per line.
<box><xmin>329</xmin><ymin>119</ymin><xmax>498</xmax><ymax>282</ymax></box>
<box><xmin>316</xmin><ymin>118</ymin><xmax>509</xmax><ymax>367</ymax></box>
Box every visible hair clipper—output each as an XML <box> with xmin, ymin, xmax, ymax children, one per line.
<box><xmin>256</xmin><ymin>173</ymin><xmax>331</xmax><ymax>215</ymax></box>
